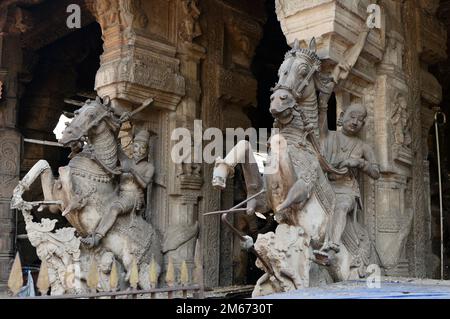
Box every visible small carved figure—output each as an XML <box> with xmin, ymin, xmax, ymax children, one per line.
<box><xmin>22</xmin><ymin>211</ymin><xmax>81</xmax><ymax>295</ymax></box>
<box><xmin>81</xmin><ymin>129</ymin><xmax>155</xmax><ymax>247</ymax></box>
<box><xmin>391</xmin><ymin>94</ymin><xmax>411</xmax><ymax>148</ymax></box>
<box><xmin>180</xmin><ymin>0</ymin><xmax>202</xmax><ymax>43</ymax></box>
<box><xmin>319</xmin><ymin>103</ymin><xmax>380</xmax><ymax>253</ymax></box>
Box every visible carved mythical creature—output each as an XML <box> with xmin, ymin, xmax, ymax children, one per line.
<box><xmin>22</xmin><ymin>210</ymin><xmax>82</xmax><ymax>295</ymax></box>
<box><xmin>212</xmin><ymin>39</ymin><xmax>381</xmax><ymax>297</ymax></box>
<box><xmin>11</xmin><ymin>97</ymin><xmax>162</xmax><ymax>293</ymax></box>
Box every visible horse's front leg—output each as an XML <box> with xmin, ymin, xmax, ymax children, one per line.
<box><xmin>266</xmin><ymin>134</ymin><xmax>312</xmax><ymax>214</ymax></box>
<box><xmin>275</xmin><ymin>178</ymin><xmax>312</xmax><ymax>213</ymax></box>
<box><xmin>212</xmin><ymin>140</ymin><xmax>267</xmax><ymax>214</ymax></box>
<box><xmin>212</xmin><ymin>140</ymin><xmax>255</xmax><ymax>189</ymax></box>
<box><xmin>11</xmin><ymin>160</ymin><xmax>61</xmax><ymax>213</ymax></box>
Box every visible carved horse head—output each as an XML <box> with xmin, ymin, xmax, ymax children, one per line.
<box><xmin>269</xmin><ymin>38</ymin><xmax>327</xmax><ymax>125</ymax></box>
<box><xmin>59</xmin><ymin>96</ymin><xmax>120</xmax><ymax>147</ymax></box>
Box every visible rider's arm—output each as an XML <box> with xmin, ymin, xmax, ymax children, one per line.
<box><xmin>131</xmin><ymin>165</ymin><xmax>154</xmax><ymax>189</ymax></box>
<box><xmin>361</xmin><ymin>145</ymin><xmax>380</xmax><ymax>179</ymax></box>
<box><xmin>131</xmin><ymin>170</ymin><xmax>147</xmax><ymax>189</ymax></box>
<box><xmin>318</xmin><ymin>92</ymin><xmax>330</xmax><ymax>143</ymax></box>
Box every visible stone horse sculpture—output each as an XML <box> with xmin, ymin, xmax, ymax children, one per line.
<box><xmin>212</xmin><ymin>39</ymin><xmax>381</xmax><ymax>297</ymax></box>
<box><xmin>11</xmin><ymin>97</ymin><xmax>162</xmax><ymax>292</ymax></box>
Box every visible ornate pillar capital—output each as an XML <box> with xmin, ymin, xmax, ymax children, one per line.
<box><xmin>275</xmin><ymin>0</ymin><xmax>384</xmax><ymax>83</ymax></box>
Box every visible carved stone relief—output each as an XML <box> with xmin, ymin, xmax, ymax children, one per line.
<box><xmin>23</xmin><ymin>211</ymin><xmax>82</xmax><ymax>295</ymax></box>
<box><xmin>391</xmin><ymin>93</ymin><xmax>412</xmax><ymax>165</ymax></box>
<box><xmin>0</xmin><ymin>130</ymin><xmax>21</xmax><ymax>200</ymax></box>
<box><xmin>1</xmin><ymin>0</ymin><xmax>448</xmax><ymax>295</ymax></box>
<box><xmin>382</xmin><ymin>31</ymin><xmax>404</xmax><ymax>71</ymax></box>
<box><xmin>178</xmin><ymin>0</ymin><xmax>202</xmax><ymax>44</ymax></box>
<box><xmin>87</xmin><ymin>0</ymin><xmax>148</xmax><ymax>35</ymax></box>
<box><xmin>375</xmin><ymin>176</ymin><xmax>413</xmax><ymax>274</ymax></box>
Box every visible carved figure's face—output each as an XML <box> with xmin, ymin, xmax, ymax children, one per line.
<box><xmin>133</xmin><ymin>141</ymin><xmax>148</xmax><ymax>161</ymax></box>
<box><xmin>99</xmin><ymin>252</ymin><xmax>114</xmax><ymax>274</ymax></box>
<box><xmin>399</xmin><ymin>97</ymin><xmax>407</xmax><ymax>110</ymax></box>
<box><xmin>341</xmin><ymin>104</ymin><xmax>367</xmax><ymax>136</ymax></box>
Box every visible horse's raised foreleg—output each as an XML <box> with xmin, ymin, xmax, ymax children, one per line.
<box><xmin>213</xmin><ymin>140</ymin><xmax>267</xmax><ymax>214</ymax></box>
<box><xmin>213</xmin><ymin>140</ymin><xmax>260</xmax><ymax>189</ymax></box>
<box><xmin>275</xmin><ymin>178</ymin><xmax>313</xmax><ymax>213</ymax></box>
<box><xmin>40</xmin><ymin>161</ymin><xmax>60</xmax><ymax>213</ymax></box>
<box><xmin>265</xmin><ymin>134</ymin><xmax>313</xmax><ymax>221</ymax></box>
<box><xmin>11</xmin><ymin>160</ymin><xmax>60</xmax><ymax>213</ymax></box>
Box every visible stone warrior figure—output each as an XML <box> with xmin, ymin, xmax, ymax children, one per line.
<box><xmin>319</xmin><ymin>103</ymin><xmax>380</xmax><ymax>254</ymax></box>
<box><xmin>81</xmin><ymin>130</ymin><xmax>155</xmax><ymax>247</ymax></box>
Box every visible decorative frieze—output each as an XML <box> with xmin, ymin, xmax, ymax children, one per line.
<box><xmin>0</xmin><ymin>130</ymin><xmax>21</xmax><ymax>200</ymax></box>
<box><xmin>88</xmin><ymin>0</ymin><xmax>186</xmax><ymax>110</ymax></box>
<box><xmin>178</xmin><ymin>0</ymin><xmax>202</xmax><ymax>44</ymax></box>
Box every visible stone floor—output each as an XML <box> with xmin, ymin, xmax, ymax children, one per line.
<box><xmin>256</xmin><ymin>277</ymin><xmax>450</xmax><ymax>299</ymax></box>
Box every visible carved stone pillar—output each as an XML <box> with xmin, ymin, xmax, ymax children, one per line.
<box><xmin>165</xmin><ymin>12</ymin><xmax>206</xmax><ymax>280</ymax></box>
<box><xmin>199</xmin><ymin>0</ymin><xmax>264</xmax><ymax>287</ymax></box>
<box><xmin>402</xmin><ymin>0</ymin><xmax>446</xmax><ymax>277</ymax></box>
<box><xmin>86</xmin><ymin>0</ymin><xmax>189</xmax><ymax>285</ymax></box>
<box><xmin>372</xmin><ymin>5</ymin><xmax>414</xmax><ymax>275</ymax></box>
<box><xmin>87</xmin><ymin>0</ymin><xmax>185</xmax><ymax>111</ymax></box>
<box><xmin>0</xmin><ymin>24</ymin><xmax>23</xmax><ymax>292</ymax></box>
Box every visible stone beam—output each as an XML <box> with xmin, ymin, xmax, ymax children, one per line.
<box><xmin>86</xmin><ymin>0</ymin><xmax>185</xmax><ymax>112</ymax></box>
<box><xmin>275</xmin><ymin>0</ymin><xmax>384</xmax><ymax>73</ymax></box>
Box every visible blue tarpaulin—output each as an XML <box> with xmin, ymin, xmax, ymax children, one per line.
<box><xmin>256</xmin><ymin>279</ymin><xmax>450</xmax><ymax>299</ymax></box>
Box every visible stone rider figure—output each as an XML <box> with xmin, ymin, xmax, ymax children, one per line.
<box><xmin>81</xmin><ymin>129</ymin><xmax>155</xmax><ymax>248</ymax></box>
<box><xmin>318</xmin><ymin>103</ymin><xmax>380</xmax><ymax>254</ymax></box>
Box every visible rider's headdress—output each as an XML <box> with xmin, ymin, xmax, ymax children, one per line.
<box><xmin>134</xmin><ymin>130</ymin><xmax>150</xmax><ymax>143</ymax></box>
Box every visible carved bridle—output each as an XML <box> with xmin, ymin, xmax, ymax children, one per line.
<box><xmin>271</xmin><ymin>55</ymin><xmax>348</xmax><ymax>176</ymax></box>
<box><xmin>271</xmin><ymin>60</ymin><xmax>321</xmax><ymax>101</ymax></box>
<box><xmin>75</xmin><ymin>105</ymin><xmax>119</xmax><ymax>142</ymax></box>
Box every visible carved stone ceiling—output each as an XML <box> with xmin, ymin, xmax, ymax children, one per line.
<box><xmin>3</xmin><ymin>0</ymin><xmax>95</xmax><ymax>51</ymax></box>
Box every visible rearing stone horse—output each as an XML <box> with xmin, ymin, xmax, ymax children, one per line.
<box><xmin>12</xmin><ymin>97</ymin><xmax>162</xmax><ymax>291</ymax></box>
<box><xmin>212</xmin><ymin>39</ymin><xmax>380</xmax><ymax>297</ymax></box>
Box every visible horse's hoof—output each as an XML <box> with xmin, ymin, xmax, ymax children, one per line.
<box><xmin>275</xmin><ymin>203</ymin><xmax>288</xmax><ymax>213</ymax></box>
<box><xmin>312</xmin><ymin>250</ymin><xmax>332</xmax><ymax>266</ymax></box>
<box><xmin>80</xmin><ymin>238</ymin><xmax>94</xmax><ymax>249</ymax></box>
<box><xmin>212</xmin><ymin>176</ymin><xmax>226</xmax><ymax>189</ymax></box>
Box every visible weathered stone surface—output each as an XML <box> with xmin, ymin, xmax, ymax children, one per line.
<box><xmin>0</xmin><ymin>0</ymin><xmax>448</xmax><ymax>295</ymax></box>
